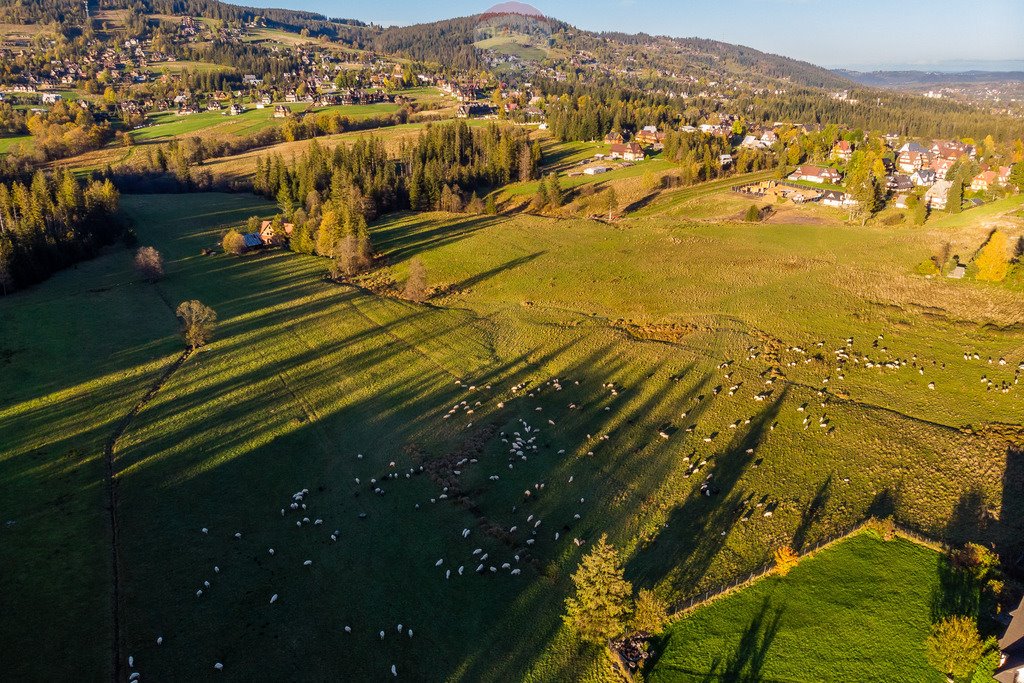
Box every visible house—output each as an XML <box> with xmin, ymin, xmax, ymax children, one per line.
<box><xmin>925</xmin><ymin>180</ymin><xmax>953</xmax><ymax>210</ymax></box>
<box><xmin>609</xmin><ymin>143</ymin><xmax>645</xmax><ymax>161</ymax></box>
<box><xmin>583</xmin><ymin>166</ymin><xmax>610</xmax><ymax>176</ymax></box>
<box><xmin>998</xmin><ymin>166</ymin><xmax>1013</xmax><ymax>186</ymax></box>
<box><xmin>931</xmin><ymin>157</ymin><xmax>956</xmax><ymax>180</ymax></box>
<box><xmin>788</xmin><ymin>165</ymin><xmax>842</xmax><ymax>184</ymax></box>
<box><xmin>947</xmin><ymin>263</ymin><xmax>967</xmax><ymax>279</ymax></box>
<box><xmin>898</xmin><ymin>150</ymin><xmax>932</xmax><ymax>173</ymax></box>
<box><xmin>634</xmin><ymin>127</ymin><xmax>666</xmax><ymax>147</ymax></box>
<box><xmin>259</xmin><ymin>220</ymin><xmax>294</xmax><ymax>246</ymax></box>
<box><xmin>273</xmin><ymin>105</ymin><xmax>290</xmax><ymax>118</ymax></box>
<box><xmin>228</xmin><ymin>103</ymin><xmax>244</xmax><ymax>116</ymax></box>
<box><xmin>40</xmin><ymin>92</ymin><xmax>62</xmax><ymax>104</ymax></box>
<box><xmin>242</xmin><ymin>74</ymin><xmax>262</xmax><ymax>85</ymax></box>
<box><xmin>832</xmin><ymin>140</ymin><xmax>853</xmax><ymax>162</ymax></box>
<box><xmin>604</xmin><ymin>131</ymin><xmax>624</xmax><ymax>144</ymax></box>
<box><xmin>719</xmin><ymin>154</ymin><xmax>733</xmax><ymax>168</ymax></box>
<box><xmin>456</xmin><ymin>103</ymin><xmax>494</xmax><ymax>118</ymax></box>
<box><xmin>760</xmin><ymin>131</ymin><xmax>779</xmax><ymax>146</ymax></box>
<box><xmin>740</xmin><ymin>135</ymin><xmax>766</xmax><ymax>150</ymax></box>
<box><xmin>888</xmin><ymin>174</ymin><xmax>915</xmax><ymax>192</ymax></box>
<box><xmin>972</xmin><ymin>171</ymin><xmax>998</xmax><ymax>192</ymax></box>
<box><xmin>996</xmin><ymin>596</ymin><xmax>1024</xmax><ymax>683</ymax></box>
<box><xmin>931</xmin><ymin>140</ymin><xmax>975</xmax><ymax>161</ymax></box>
<box><xmin>242</xmin><ymin>233</ymin><xmax>263</xmax><ymax>249</ymax></box>
<box><xmin>820</xmin><ymin>190</ymin><xmax>857</xmax><ymax>208</ymax></box>
<box><xmin>911</xmin><ymin>168</ymin><xmax>937</xmax><ymax>187</ymax></box>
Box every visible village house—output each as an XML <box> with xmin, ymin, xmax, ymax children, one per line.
<box><xmin>788</xmin><ymin>165</ymin><xmax>842</xmax><ymax>184</ymax></box>
<box><xmin>604</xmin><ymin>131</ymin><xmax>624</xmax><ymax>144</ymax></box>
<box><xmin>820</xmin><ymin>190</ymin><xmax>857</xmax><ymax>208</ymax></box>
<box><xmin>227</xmin><ymin>103</ymin><xmax>244</xmax><ymax>116</ymax></box>
<box><xmin>740</xmin><ymin>134</ymin><xmax>766</xmax><ymax>150</ymax></box>
<box><xmin>634</xmin><ymin>126</ymin><xmax>666</xmax><ymax>148</ymax></box>
<box><xmin>887</xmin><ymin>174</ymin><xmax>915</xmax><ymax>192</ymax></box>
<box><xmin>925</xmin><ymin>179</ymin><xmax>953</xmax><ymax>210</ymax></box>
<box><xmin>258</xmin><ymin>220</ymin><xmax>295</xmax><ymax>246</ymax></box>
<box><xmin>931</xmin><ymin>140</ymin><xmax>976</xmax><ymax>161</ymax></box>
<box><xmin>971</xmin><ymin>170</ymin><xmax>998</xmax><ymax>192</ymax></box>
<box><xmin>898</xmin><ymin>149</ymin><xmax>933</xmax><ymax>174</ymax></box>
<box><xmin>911</xmin><ymin>168</ymin><xmax>937</xmax><ymax>187</ymax></box>
<box><xmin>609</xmin><ymin>142</ymin><xmax>645</xmax><ymax>161</ymax></box>
<box><xmin>930</xmin><ymin>157</ymin><xmax>956</xmax><ymax>180</ymax></box>
<box><xmin>831</xmin><ymin>140</ymin><xmax>853</xmax><ymax>162</ymax></box>
<box><xmin>583</xmin><ymin>166</ymin><xmax>610</xmax><ymax>176</ymax></box>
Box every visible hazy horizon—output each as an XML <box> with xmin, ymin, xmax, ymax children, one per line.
<box><xmin>239</xmin><ymin>0</ymin><xmax>1024</xmax><ymax>71</ymax></box>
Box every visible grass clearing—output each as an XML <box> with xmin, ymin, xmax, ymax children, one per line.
<box><xmin>649</xmin><ymin>532</ymin><xmax>947</xmax><ymax>682</ymax></box>
<box><xmin>1</xmin><ymin>180</ymin><xmax>1022</xmax><ymax>680</ymax></box>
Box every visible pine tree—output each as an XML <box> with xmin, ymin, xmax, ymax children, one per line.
<box><xmin>563</xmin><ymin>534</ymin><xmax>633</xmax><ymax>644</ymax></box>
<box><xmin>545</xmin><ymin>173</ymin><xmax>562</xmax><ymax>208</ymax></box>
<box><xmin>948</xmin><ymin>178</ymin><xmax>964</xmax><ymax>214</ymax></box>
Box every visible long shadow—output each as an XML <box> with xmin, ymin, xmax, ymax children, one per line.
<box><xmin>718</xmin><ymin>597</ymin><xmax>786</xmax><ymax>683</ymax></box>
<box><xmin>449</xmin><ymin>251</ymin><xmax>545</xmax><ymax>292</ymax></box>
<box><xmin>371</xmin><ymin>213</ymin><xmax>507</xmax><ymax>263</ymax></box>
<box><xmin>1000</xmin><ymin>446</ymin><xmax>1024</xmax><ymax>576</ymax></box>
<box><xmin>628</xmin><ymin>388</ymin><xmax>789</xmax><ymax>596</ymax></box>
<box><xmin>791</xmin><ymin>475</ymin><xmax>832</xmax><ymax>551</ymax></box>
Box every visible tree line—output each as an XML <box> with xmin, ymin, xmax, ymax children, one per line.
<box><xmin>0</xmin><ymin>169</ymin><xmax>121</xmax><ymax>294</ymax></box>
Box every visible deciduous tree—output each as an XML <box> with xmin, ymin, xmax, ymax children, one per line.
<box><xmin>925</xmin><ymin>616</ymin><xmax>984</xmax><ymax>680</ymax></box>
<box><xmin>176</xmin><ymin>300</ymin><xmax>217</xmax><ymax>349</ymax></box>
<box><xmin>134</xmin><ymin>246</ymin><xmax>165</xmax><ymax>282</ymax></box>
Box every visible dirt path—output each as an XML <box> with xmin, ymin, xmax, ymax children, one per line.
<box><xmin>103</xmin><ymin>348</ymin><xmax>192</xmax><ymax>681</ymax></box>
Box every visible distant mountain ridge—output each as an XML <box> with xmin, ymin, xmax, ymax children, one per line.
<box><xmin>837</xmin><ymin>69</ymin><xmax>1024</xmax><ymax>87</ymax></box>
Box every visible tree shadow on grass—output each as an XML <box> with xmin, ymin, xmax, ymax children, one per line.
<box><xmin>627</xmin><ymin>388</ymin><xmax>789</xmax><ymax>597</ymax></box>
<box><xmin>791</xmin><ymin>475</ymin><xmax>832</xmax><ymax>552</ymax></box>
<box><xmin>718</xmin><ymin>597</ymin><xmax>786</xmax><ymax>683</ymax></box>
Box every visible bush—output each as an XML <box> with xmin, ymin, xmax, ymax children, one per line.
<box><xmin>744</xmin><ymin>204</ymin><xmax>762</xmax><ymax>222</ymax></box>
<box><xmin>222</xmin><ymin>229</ymin><xmax>247</xmax><ymax>255</ymax></box>
<box><xmin>914</xmin><ymin>257</ymin><xmax>940</xmax><ymax>276</ymax></box>
<box><xmin>974</xmin><ymin>230</ymin><xmax>1010</xmax><ymax>282</ymax></box>
<box><xmin>631</xmin><ymin>589</ymin><xmax>670</xmax><ymax>634</ymax></box>
<box><xmin>773</xmin><ymin>546</ymin><xmax>799</xmax><ymax>575</ymax></box>
<box><xmin>864</xmin><ymin>517</ymin><xmax>896</xmax><ymax>541</ymax></box>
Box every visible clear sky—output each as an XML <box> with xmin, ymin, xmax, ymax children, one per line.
<box><xmin>239</xmin><ymin>0</ymin><xmax>1024</xmax><ymax>70</ymax></box>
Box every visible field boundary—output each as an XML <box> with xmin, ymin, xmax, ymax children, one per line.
<box><xmin>103</xmin><ymin>347</ymin><xmax>193</xmax><ymax>681</ymax></box>
<box><xmin>666</xmin><ymin>519</ymin><xmax>946</xmax><ymax>620</ymax></box>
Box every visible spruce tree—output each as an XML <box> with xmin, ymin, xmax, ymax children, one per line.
<box><xmin>563</xmin><ymin>534</ymin><xmax>633</xmax><ymax>644</ymax></box>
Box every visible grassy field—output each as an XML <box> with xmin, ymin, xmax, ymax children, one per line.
<box><xmin>648</xmin><ymin>532</ymin><xmax>947</xmax><ymax>682</ymax></box>
<box><xmin>1</xmin><ymin>180</ymin><xmax>1022</xmax><ymax>680</ymax></box>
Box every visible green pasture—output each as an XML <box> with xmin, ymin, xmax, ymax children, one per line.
<box><xmin>1</xmin><ymin>181</ymin><xmax>1022</xmax><ymax>680</ymax></box>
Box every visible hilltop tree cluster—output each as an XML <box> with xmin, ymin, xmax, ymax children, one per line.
<box><xmin>252</xmin><ymin>122</ymin><xmax>537</xmax><ymax>259</ymax></box>
<box><xmin>0</xmin><ymin>169</ymin><xmax>120</xmax><ymax>293</ymax></box>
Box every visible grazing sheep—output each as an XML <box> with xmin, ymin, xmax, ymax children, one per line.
<box><xmin>270</xmin><ymin>594</ymin><xmax>278</xmax><ymax>604</ymax></box>
<box><xmin>214</xmin><ymin>662</ymin><xmax>223</xmax><ymax>671</ymax></box>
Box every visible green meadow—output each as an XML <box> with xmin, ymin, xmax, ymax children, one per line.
<box><xmin>1</xmin><ymin>181</ymin><xmax>1022</xmax><ymax>680</ymax></box>
<box><xmin>649</xmin><ymin>532</ymin><xmax>947</xmax><ymax>682</ymax></box>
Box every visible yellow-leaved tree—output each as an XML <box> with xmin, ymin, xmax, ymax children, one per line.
<box><xmin>975</xmin><ymin>230</ymin><xmax>1009</xmax><ymax>282</ymax></box>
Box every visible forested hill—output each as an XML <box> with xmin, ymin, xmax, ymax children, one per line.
<box><xmin>836</xmin><ymin>69</ymin><xmax>1024</xmax><ymax>87</ymax></box>
<box><xmin>9</xmin><ymin>0</ymin><xmax>851</xmax><ymax>91</ymax></box>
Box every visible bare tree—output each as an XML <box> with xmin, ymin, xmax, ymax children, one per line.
<box><xmin>404</xmin><ymin>257</ymin><xmax>427</xmax><ymax>302</ymax></box>
<box><xmin>176</xmin><ymin>300</ymin><xmax>217</xmax><ymax>349</ymax></box>
<box><xmin>133</xmin><ymin>246</ymin><xmax>165</xmax><ymax>282</ymax></box>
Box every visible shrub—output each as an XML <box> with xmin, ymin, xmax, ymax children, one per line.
<box><xmin>222</xmin><ymin>229</ymin><xmax>247</xmax><ymax>255</ymax></box>
<box><xmin>631</xmin><ymin>589</ymin><xmax>670</xmax><ymax>634</ymax></box>
<box><xmin>914</xmin><ymin>257</ymin><xmax>940</xmax><ymax>276</ymax></box>
<box><xmin>773</xmin><ymin>546</ymin><xmax>799</xmax><ymax>575</ymax></box>
<box><xmin>744</xmin><ymin>204</ymin><xmax>762</xmax><ymax>222</ymax></box>
<box><xmin>864</xmin><ymin>517</ymin><xmax>896</xmax><ymax>541</ymax></box>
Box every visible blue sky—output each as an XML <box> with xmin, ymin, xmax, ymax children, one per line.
<box><xmin>241</xmin><ymin>0</ymin><xmax>1024</xmax><ymax>70</ymax></box>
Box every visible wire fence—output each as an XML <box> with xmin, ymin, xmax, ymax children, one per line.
<box><xmin>666</xmin><ymin>519</ymin><xmax>946</xmax><ymax>619</ymax></box>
